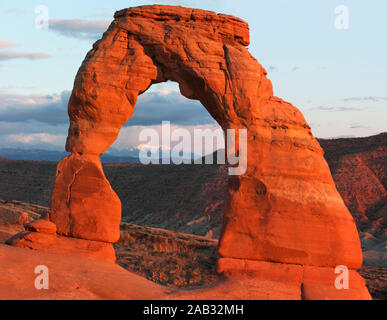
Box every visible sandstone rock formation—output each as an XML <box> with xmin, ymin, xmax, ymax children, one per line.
<box><xmin>6</xmin><ymin>229</ymin><xmax>116</xmax><ymax>263</ymax></box>
<box><xmin>6</xmin><ymin>155</ymin><xmax>120</xmax><ymax>262</ymax></box>
<box><xmin>51</xmin><ymin>154</ymin><xmax>121</xmax><ymax>243</ymax></box>
<box><xmin>6</xmin><ymin>5</ymin><xmax>369</xmax><ymax>299</ymax></box>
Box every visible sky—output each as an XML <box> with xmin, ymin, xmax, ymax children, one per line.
<box><xmin>0</xmin><ymin>0</ymin><xmax>386</xmax><ymax>154</ymax></box>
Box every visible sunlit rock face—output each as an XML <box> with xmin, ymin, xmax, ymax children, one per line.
<box><xmin>30</xmin><ymin>5</ymin><xmax>368</xmax><ymax>298</ymax></box>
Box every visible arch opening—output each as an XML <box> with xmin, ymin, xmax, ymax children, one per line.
<box><xmin>103</xmin><ymin>81</ymin><xmax>228</xmax><ymax>240</ymax></box>
<box><xmin>107</xmin><ymin>81</ymin><xmax>224</xmax><ymax>160</ymax></box>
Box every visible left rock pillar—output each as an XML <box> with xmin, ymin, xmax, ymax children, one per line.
<box><xmin>6</xmin><ymin>154</ymin><xmax>121</xmax><ymax>263</ymax></box>
<box><xmin>51</xmin><ymin>154</ymin><xmax>121</xmax><ymax>243</ymax></box>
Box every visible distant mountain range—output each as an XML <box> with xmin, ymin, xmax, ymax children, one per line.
<box><xmin>0</xmin><ymin>148</ymin><xmax>139</xmax><ymax>163</ymax></box>
<box><xmin>0</xmin><ymin>148</ymin><xmax>207</xmax><ymax>164</ymax></box>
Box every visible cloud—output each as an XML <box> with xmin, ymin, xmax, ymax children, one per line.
<box><xmin>0</xmin><ymin>119</ymin><xmax>69</xmax><ymax>150</ymax></box>
<box><xmin>0</xmin><ymin>91</ymin><xmax>70</xmax><ymax>124</ymax></box>
<box><xmin>267</xmin><ymin>65</ymin><xmax>277</xmax><ymax>72</ymax></box>
<box><xmin>292</xmin><ymin>66</ymin><xmax>300</xmax><ymax>71</ymax></box>
<box><xmin>350</xmin><ymin>123</ymin><xmax>368</xmax><ymax>129</ymax></box>
<box><xmin>0</xmin><ymin>87</ymin><xmax>215</xmax><ymax>127</ymax></box>
<box><xmin>0</xmin><ymin>85</ymin><xmax>17</xmax><ymax>91</ymax></box>
<box><xmin>126</xmin><ymin>89</ymin><xmax>216</xmax><ymax>126</ymax></box>
<box><xmin>313</xmin><ymin>105</ymin><xmax>371</xmax><ymax>112</ymax></box>
<box><xmin>7</xmin><ymin>133</ymin><xmax>66</xmax><ymax>145</ymax></box>
<box><xmin>0</xmin><ymin>51</ymin><xmax>51</xmax><ymax>61</ymax></box>
<box><xmin>0</xmin><ymin>83</ymin><xmax>219</xmax><ymax>151</ymax></box>
<box><xmin>0</xmin><ymin>40</ymin><xmax>16</xmax><ymax>48</ymax></box>
<box><xmin>343</xmin><ymin>96</ymin><xmax>387</xmax><ymax>103</ymax></box>
<box><xmin>86</xmin><ymin>12</ymin><xmax>112</xmax><ymax>18</ymax></box>
<box><xmin>325</xmin><ymin>134</ymin><xmax>356</xmax><ymax>139</ymax></box>
<box><xmin>3</xmin><ymin>8</ymin><xmax>27</xmax><ymax>14</ymax></box>
<box><xmin>48</xmin><ymin>19</ymin><xmax>111</xmax><ymax>39</ymax></box>
<box><xmin>0</xmin><ymin>85</ymin><xmax>38</xmax><ymax>91</ymax></box>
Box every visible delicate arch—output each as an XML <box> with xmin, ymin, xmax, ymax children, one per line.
<box><xmin>52</xmin><ymin>5</ymin><xmax>363</xmax><ymax>271</ymax></box>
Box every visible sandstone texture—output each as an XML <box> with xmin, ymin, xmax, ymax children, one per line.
<box><xmin>51</xmin><ymin>154</ymin><xmax>121</xmax><ymax>243</ymax></box>
<box><xmin>59</xmin><ymin>4</ymin><xmax>363</xmax><ymax>271</ymax></box>
<box><xmin>217</xmin><ymin>258</ymin><xmax>371</xmax><ymax>300</ymax></box>
<box><xmin>0</xmin><ymin>244</ymin><xmax>370</xmax><ymax>300</ymax></box>
<box><xmin>6</xmin><ymin>230</ymin><xmax>116</xmax><ymax>263</ymax></box>
<box><xmin>301</xmin><ymin>264</ymin><xmax>371</xmax><ymax>300</ymax></box>
<box><xmin>25</xmin><ymin>219</ymin><xmax>56</xmax><ymax>234</ymax></box>
<box><xmin>0</xmin><ymin>244</ymin><xmax>169</xmax><ymax>300</ymax></box>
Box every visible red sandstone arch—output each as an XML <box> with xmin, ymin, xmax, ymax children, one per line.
<box><xmin>50</xmin><ymin>5</ymin><xmax>364</xmax><ymax>280</ymax></box>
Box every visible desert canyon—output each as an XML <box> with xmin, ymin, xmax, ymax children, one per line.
<box><xmin>1</xmin><ymin>5</ymin><xmax>384</xmax><ymax>300</ymax></box>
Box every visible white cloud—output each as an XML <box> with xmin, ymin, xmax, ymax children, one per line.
<box><xmin>0</xmin><ymin>40</ymin><xmax>16</xmax><ymax>48</ymax></box>
<box><xmin>343</xmin><ymin>96</ymin><xmax>387</xmax><ymax>103</ymax></box>
<box><xmin>86</xmin><ymin>12</ymin><xmax>112</xmax><ymax>18</ymax></box>
<box><xmin>128</xmin><ymin>85</ymin><xmax>215</xmax><ymax>126</ymax></box>
<box><xmin>48</xmin><ymin>19</ymin><xmax>111</xmax><ymax>39</ymax></box>
<box><xmin>157</xmin><ymin>89</ymin><xmax>173</xmax><ymax>96</ymax></box>
<box><xmin>0</xmin><ymin>51</ymin><xmax>51</xmax><ymax>61</ymax></box>
<box><xmin>6</xmin><ymin>133</ymin><xmax>66</xmax><ymax>146</ymax></box>
<box><xmin>3</xmin><ymin>8</ymin><xmax>27</xmax><ymax>14</ymax></box>
<box><xmin>0</xmin><ymin>91</ymin><xmax>69</xmax><ymax>124</ymax></box>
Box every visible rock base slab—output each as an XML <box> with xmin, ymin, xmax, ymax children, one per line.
<box><xmin>25</xmin><ymin>219</ymin><xmax>57</xmax><ymax>234</ymax></box>
<box><xmin>302</xmin><ymin>265</ymin><xmax>371</xmax><ymax>300</ymax></box>
<box><xmin>217</xmin><ymin>258</ymin><xmax>371</xmax><ymax>300</ymax></box>
<box><xmin>6</xmin><ymin>231</ymin><xmax>116</xmax><ymax>263</ymax></box>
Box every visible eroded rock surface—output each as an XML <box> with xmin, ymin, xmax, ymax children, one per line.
<box><xmin>51</xmin><ymin>154</ymin><xmax>121</xmax><ymax>243</ymax></box>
